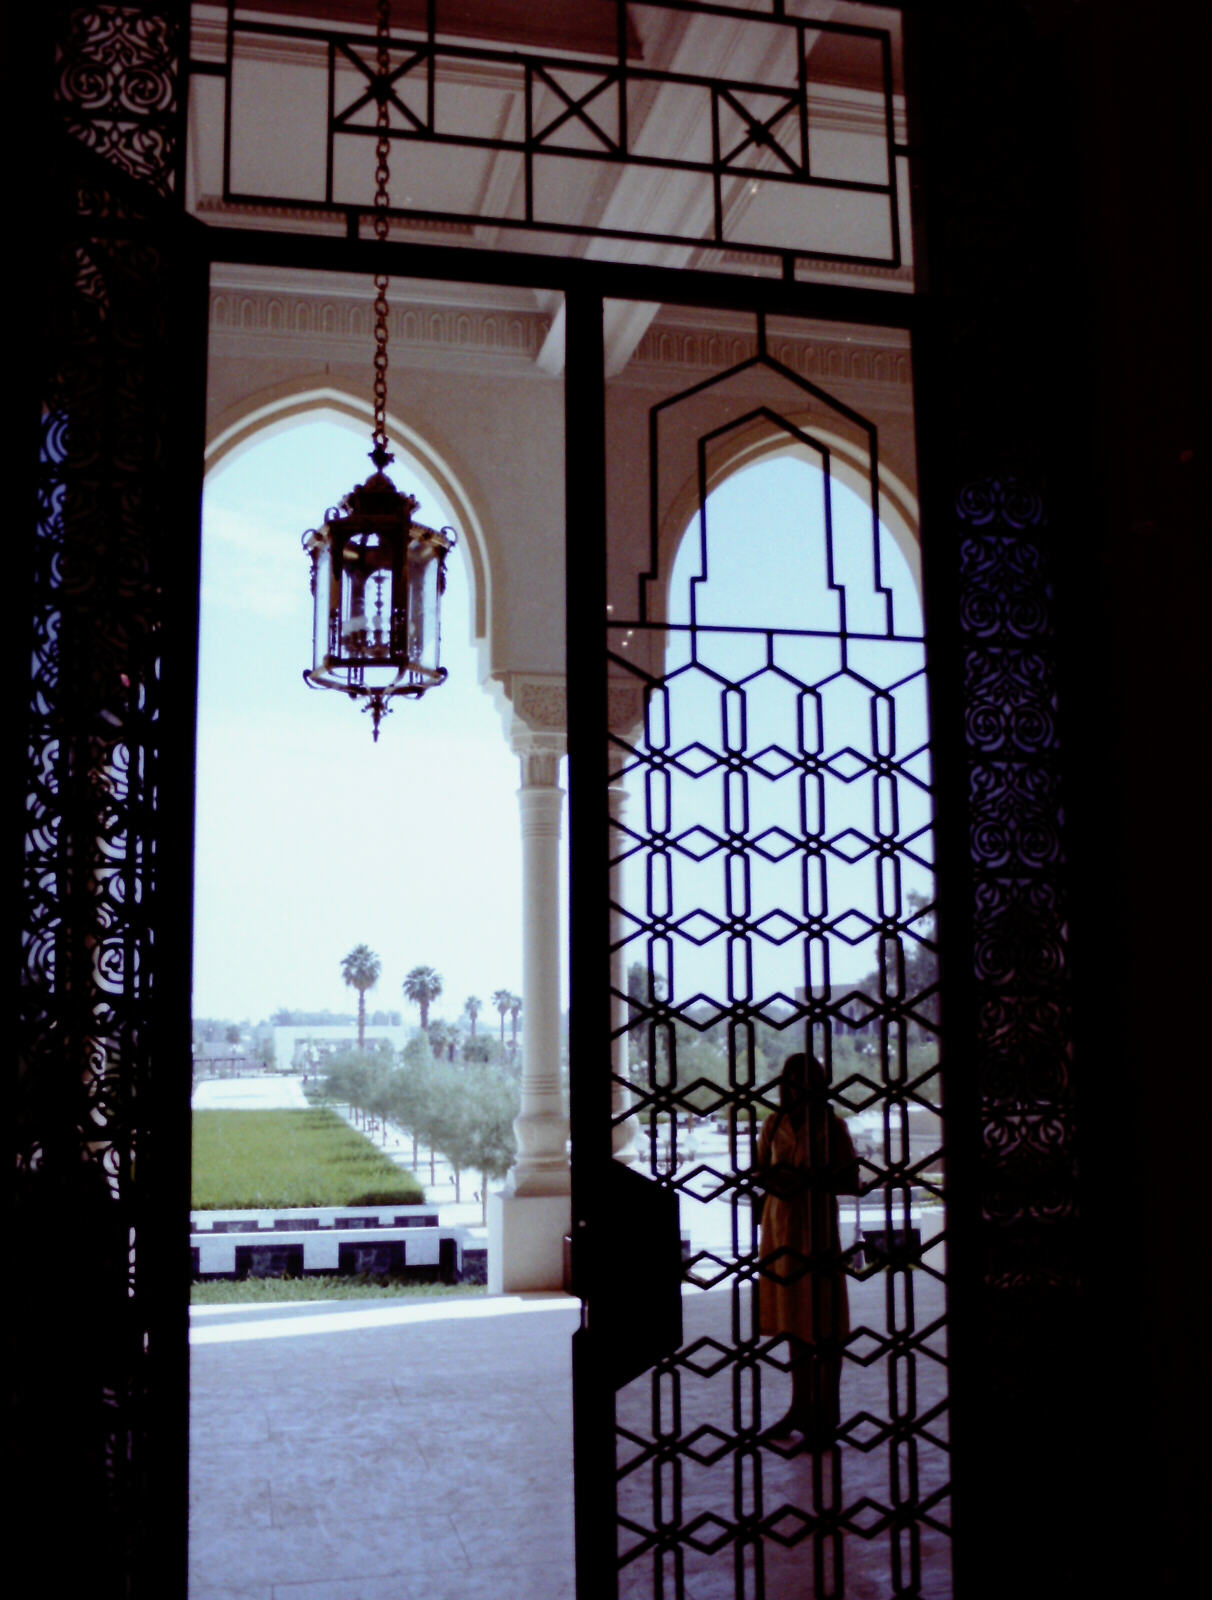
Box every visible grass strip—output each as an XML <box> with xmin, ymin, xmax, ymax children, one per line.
<box><xmin>191</xmin><ymin>1277</ymin><xmax>485</xmax><ymax>1305</ymax></box>
<box><xmin>192</xmin><ymin>1108</ymin><xmax>424</xmax><ymax>1209</ymax></box>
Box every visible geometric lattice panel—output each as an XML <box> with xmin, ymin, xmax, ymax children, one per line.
<box><xmin>605</xmin><ymin>309</ymin><xmax>949</xmax><ymax>1597</ymax></box>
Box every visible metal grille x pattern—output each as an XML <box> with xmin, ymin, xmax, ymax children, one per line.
<box><xmin>218</xmin><ymin>0</ymin><xmax>905</xmax><ymax>271</ymax></box>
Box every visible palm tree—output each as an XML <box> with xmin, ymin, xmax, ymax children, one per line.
<box><xmin>508</xmin><ymin>993</ymin><xmax>522</xmax><ymax>1058</ymax></box>
<box><xmin>403</xmin><ymin>965</ymin><xmax>443</xmax><ymax>1032</ymax></box>
<box><xmin>492</xmin><ymin>988</ymin><xmax>512</xmax><ymax>1055</ymax></box>
<box><xmin>465</xmin><ymin>995</ymin><xmax>482</xmax><ymax>1038</ymax></box>
<box><xmin>428</xmin><ymin>1019</ymin><xmax>460</xmax><ymax>1062</ymax></box>
<box><xmin>340</xmin><ymin>944</ymin><xmax>381</xmax><ymax>1050</ymax></box>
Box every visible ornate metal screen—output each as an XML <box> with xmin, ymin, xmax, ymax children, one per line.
<box><xmin>18</xmin><ymin>6</ymin><xmax>202</xmax><ymax>1592</ymax></box>
<box><xmin>602</xmin><ymin>305</ymin><xmax>947</xmax><ymax>1598</ymax></box>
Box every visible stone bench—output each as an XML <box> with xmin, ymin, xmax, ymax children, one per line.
<box><xmin>190</xmin><ymin>1210</ymin><xmax>480</xmax><ymax>1282</ymax></box>
<box><xmin>191</xmin><ymin>1205</ymin><xmax>441</xmax><ymax>1233</ymax></box>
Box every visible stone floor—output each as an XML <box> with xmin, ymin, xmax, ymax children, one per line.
<box><xmin>190</xmin><ymin>1274</ymin><xmax>950</xmax><ymax>1600</ymax></box>
<box><xmin>190</xmin><ymin>1295</ymin><xmax>579</xmax><ymax>1600</ymax></box>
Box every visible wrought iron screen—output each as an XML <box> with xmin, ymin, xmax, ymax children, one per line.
<box><xmin>603</xmin><ymin>303</ymin><xmax>947</xmax><ymax>1598</ymax></box>
<box><xmin>19</xmin><ymin>4</ymin><xmax>202</xmax><ymax>1593</ymax></box>
<box><xmin>196</xmin><ymin>1</ymin><xmax>910</xmax><ymax>278</ymax></box>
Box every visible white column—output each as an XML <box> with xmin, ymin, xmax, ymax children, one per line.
<box><xmin>511</xmin><ymin>738</ymin><xmax>570</xmax><ymax>1194</ymax></box>
<box><xmin>488</xmin><ymin>729</ymin><xmax>571</xmax><ymax>1292</ymax></box>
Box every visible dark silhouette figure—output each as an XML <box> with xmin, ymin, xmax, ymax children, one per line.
<box><xmin>756</xmin><ymin>1053</ymin><xmax>860</xmax><ymax>1446</ymax></box>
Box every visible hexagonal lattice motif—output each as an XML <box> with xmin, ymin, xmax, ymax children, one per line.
<box><xmin>682</xmin><ymin>1424</ymin><xmax>735</xmax><ymax>1465</ymax></box>
<box><xmin>763</xmin><ymin>1505</ymin><xmax>818</xmax><ymax>1547</ymax></box>
<box><xmin>827</xmin><ymin>827</ymin><xmax>876</xmax><ymax>863</ymax></box>
<box><xmin>751</xmin><ymin>826</ymin><xmax>801</xmax><ymax>862</ymax></box>
<box><xmin>672</xmin><ymin>742</ymin><xmax>723</xmax><ymax>777</ymax></box>
<box><xmin>751</xmin><ymin>744</ymin><xmax>800</xmax><ymax>779</ymax></box>
<box><xmin>672</xmin><ymin>910</ymin><xmax>725</xmax><ymax>946</ymax></box>
<box><xmin>826</xmin><ymin>747</ymin><xmax>871</xmax><ymax>782</ymax></box>
<box><xmin>682</xmin><ymin>1512</ymin><xmax>737</xmax><ymax>1554</ymax></box>
<box><xmin>752</xmin><ymin>910</ymin><xmax>802</xmax><ymax>945</ymax></box>
<box><xmin>606</xmin><ymin>299</ymin><xmax>946</xmax><ymax>1600</ymax></box>
<box><xmin>671</xmin><ymin>825</ymin><xmax>725</xmax><ymax>860</ymax></box>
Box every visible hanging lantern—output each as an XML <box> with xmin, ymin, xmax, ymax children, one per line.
<box><xmin>302</xmin><ymin>466</ymin><xmax>455</xmax><ymax>740</ymax></box>
<box><xmin>301</xmin><ymin>0</ymin><xmax>455</xmax><ymax>741</ymax></box>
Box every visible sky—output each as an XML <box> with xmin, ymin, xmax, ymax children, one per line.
<box><xmin>193</xmin><ymin>422</ymin><xmax>931</xmax><ymax>1026</ymax></box>
<box><xmin>193</xmin><ymin>416</ymin><xmax>536</xmax><ymax>1025</ymax></box>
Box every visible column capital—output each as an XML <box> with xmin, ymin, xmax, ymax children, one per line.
<box><xmin>496</xmin><ymin>673</ymin><xmax>567</xmax><ymax>788</ymax></box>
<box><xmin>496</xmin><ymin>671</ymin><xmax>567</xmax><ymax>734</ymax></box>
<box><xmin>607</xmin><ymin>679</ymin><xmax>645</xmax><ymax>745</ymax></box>
<box><xmin>511</xmin><ymin>728</ymin><xmax>566</xmax><ymax>790</ymax></box>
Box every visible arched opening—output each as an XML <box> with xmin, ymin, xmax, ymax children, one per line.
<box><xmin>189</xmin><ymin>408</ymin><xmax>577</xmax><ymax>1584</ymax></box>
<box><xmin>653</xmin><ymin>424</ymin><xmax>922</xmax><ymax>624</ymax></box>
<box><xmin>205</xmin><ymin>383</ymin><xmax>496</xmax><ymax>674</ymax></box>
<box><xmin>193</xmin><ymin>408</ymin><xmax>522</xmax><ymax>1037</ymax></box>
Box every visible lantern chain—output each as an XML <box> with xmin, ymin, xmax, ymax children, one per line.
<box><xmin>371</xmin><ymin>0</ymin><xmax>392</xmax><ymax>466</ymax></box>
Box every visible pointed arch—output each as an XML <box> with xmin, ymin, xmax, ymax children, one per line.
<box><xmin>204</xmin><ymin>378</ymin><xmax>495</xmax><ymax>659</ymax></box>
<box><xmin>650</xmin><ymin>413</ymin><xmax>921</xmax><ymax>630</ymax></box>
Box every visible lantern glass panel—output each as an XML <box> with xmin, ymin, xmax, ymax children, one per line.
<box><xmin>406</xmin><ymin>535</ymin><xmax>444</xmax><ymax>680</ymax></box>
<box><xmin>311</xmin><ymin>535</ymin><xmax>334</xmax><ymax>678</ymax></box>
<box><xmin>338</xmin><ymin>530</ymin><xmax>399</xmax><ymax>669</ymax></box>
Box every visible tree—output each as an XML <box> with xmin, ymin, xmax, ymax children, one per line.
<box><xmin>428</xmin><ymin>1062</ymin><xmax>518</xmax><ymax>1218</ymax></box>
<box><xmin>428</xmin><ymin>1019</ymin><xmax>461</xmax><ymax>1064</ymax></box>
<box><xmin>464</xmin><ymin>995</ymin><xmax>482</xmax><ymax>1038</ymax></box>
<box><xmin>394</xmin><ymin>1029</ymin><xmax>439</xmax><ymax>1171</ymax></box>
<box><xmin>403</xmin><ymin>965</ymin><xmax>443</xmax><ymax>1032</ymax></box>
<box><xmin>507</xmin><ymin>994</ymin><xmax>522</xmax><ymax>1059</ymax></box>
<box><xmin>902</xmin><ymin>891</ymin><xmax>940</xmax><ymax>1038</ymax></box>
<box><xmin>323</xmin><ymin>1045</ymin><xmax>390</xmax><ymax>1128</ymax></box>
<box><xmin>626</xmin><ymin>960</ymin><xmax>668</xmax><ymax>1069</ymax></box>
<box><xmin>224</xmin><ymin>1024</ymin><xmax>241</xmax><ymax>1049</ymax></box>
<box><xmin>492</xmin><ymin>988</ymin><xmax>512</xmax><ymax>1054</ymax></box>
<box><xmin>340</xmin><ymin>944</ymin><xmax>382</xmax><ymax>1050</ymax></box>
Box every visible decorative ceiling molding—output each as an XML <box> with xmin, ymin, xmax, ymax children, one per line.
<box><xmin>193</xmin><ymin>194</ymin><xmax>475</xmax><ymax>238</ymax></box>
<box><xmin>630</xmin><ymin>318</ymin><xmax>912</xmax><ymax>391</ymax></box>
<box><xmin>694</xmin><ymin>245</ymin><xmax>914</xmax><ymax>287</ymax></box>
<box><xmin>207</xmin><ymin>264</ymin><xmax>911</xmax><ymax>394</ymax></box>
<box><xmin>209</xmin><ymin>286</ymin><xmax>552</xmax><ymax>372</ymax></box>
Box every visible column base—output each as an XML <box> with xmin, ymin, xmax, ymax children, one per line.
<box><xmin>487</xmin><ymin>1189</ymin><xmax>572</xmax><ymax>1295</ymax></box>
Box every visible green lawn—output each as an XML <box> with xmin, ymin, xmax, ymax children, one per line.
<box><xmin>192</xmin><ymin>1109</ymin><xmax>424</xmax><ymax>1209</ymax></box>
<box><xmin>191</xmin><ymin>1277</ymin><xmax>483</xmax><ymax>1305</ymax></box>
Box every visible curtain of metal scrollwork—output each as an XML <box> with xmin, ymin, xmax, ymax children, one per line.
<box><xmin>915</xmin><ymin>7</ymin><xmax>1083</xmax><ymax>1594</ymax></box>
<box><xmin>17</xmin><ymin>6</ymin><xmax>202</xmax><ymax>1594</ymax></box>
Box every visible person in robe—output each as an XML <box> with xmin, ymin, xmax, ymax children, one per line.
<box><xmin>756</xmin><ymin>1052</ymin><xmax>860</xmax><ymax>1445</ymax></box>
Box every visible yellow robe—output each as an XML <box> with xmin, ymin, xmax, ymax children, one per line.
<box><xmin>757</xmin><ymin>1108</ymin><xmax>858</xmax><ymax>1346</ymax></box>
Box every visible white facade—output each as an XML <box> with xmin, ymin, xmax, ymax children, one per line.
<box><xmin>272</xmin><ymin>1022</ymin><xmax>409</xmax><ymax>1072</ymax></box>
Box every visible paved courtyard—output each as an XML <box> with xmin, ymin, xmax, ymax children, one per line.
<box><xmin>190</xmin><ymin>1080</ymin><xmax>950</xmax><ymax>1598</ymax></box>
<box><xmin>190</xmin><ymin>1294</ymin><xmax>578</xmax><ymax>1600</ymax></box>
<box><xmin>191</xmin><ymin>1279</ymin><xmax>948</xmax><ymax>1600</ymax></box>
